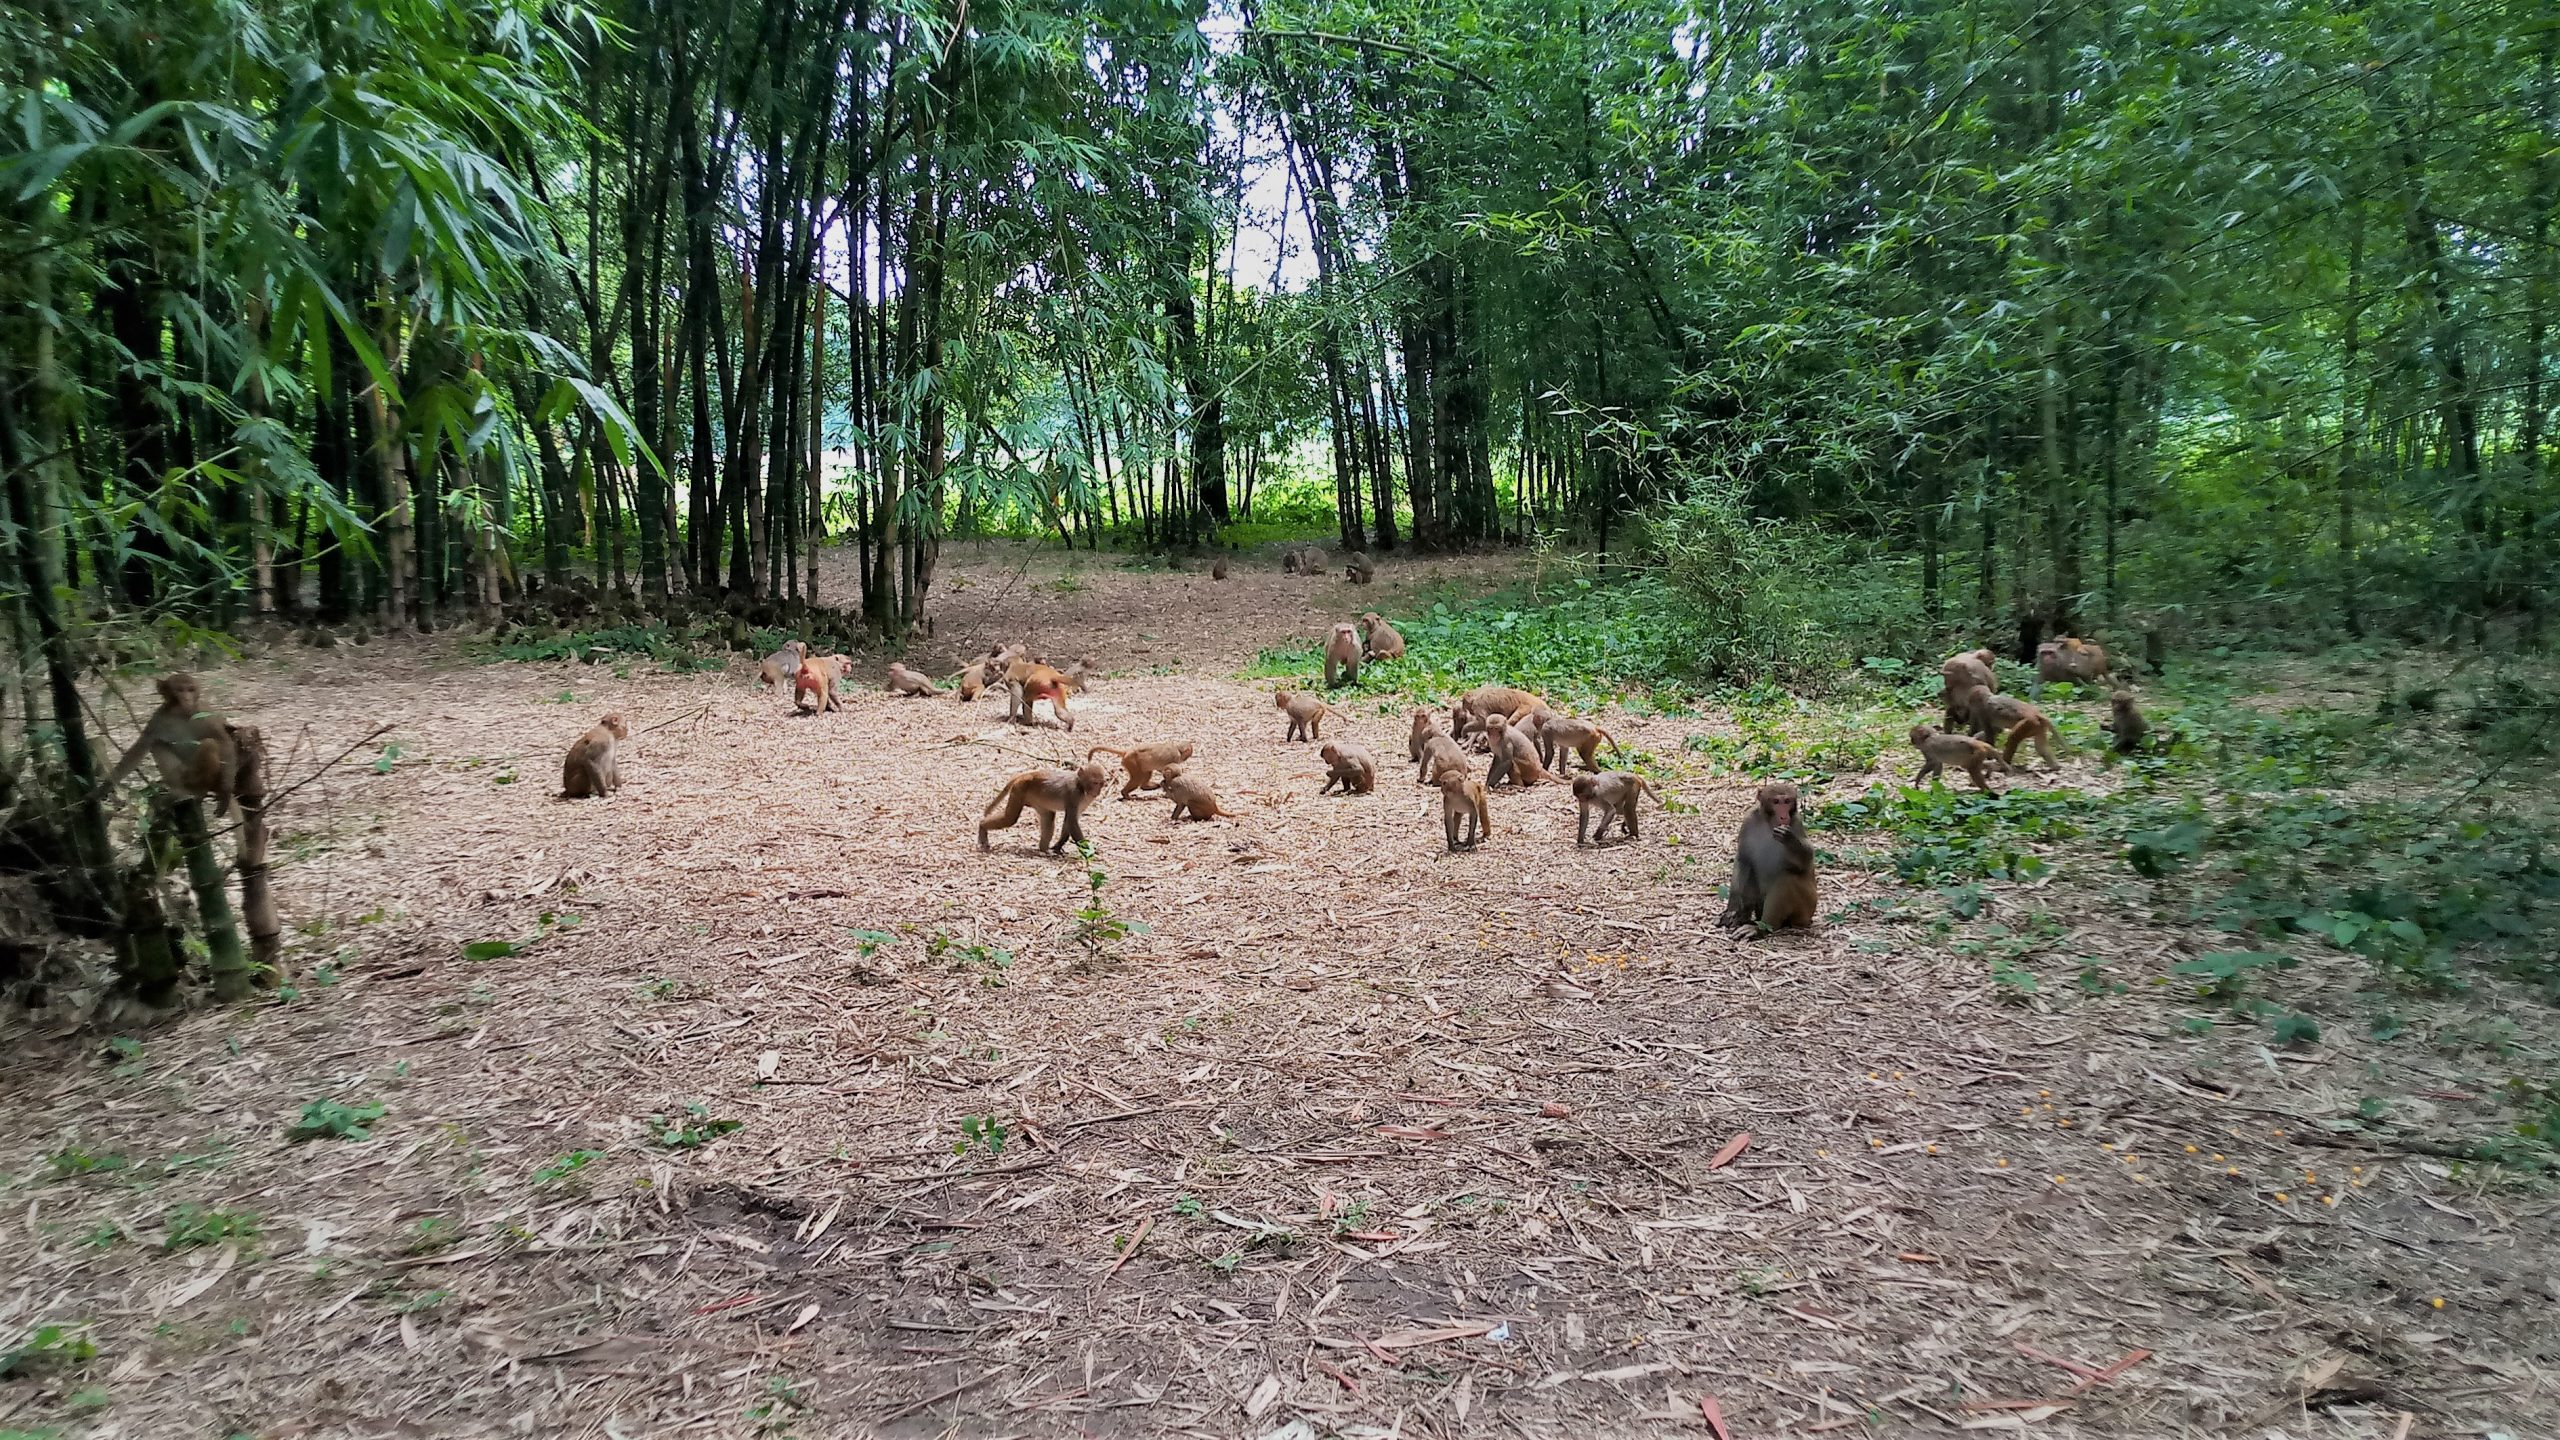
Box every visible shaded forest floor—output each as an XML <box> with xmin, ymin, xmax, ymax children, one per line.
<box><xmin>4</xmin><ymin>543</ymin><xmax>2556</xmax><ymax>1440</ymax></box>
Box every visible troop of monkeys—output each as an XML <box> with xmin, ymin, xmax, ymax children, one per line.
<box><xmin>550</xmin><ymin>623</ymin><xmax>2149</xmax><ymax>939</ymax></box>
<box><xmin>1907</xmin><ymin>636</ymin><xmax>2150</xmax><ymax>792</ymax></box>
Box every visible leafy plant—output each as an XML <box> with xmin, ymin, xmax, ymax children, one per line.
<box><xmin>0</xmin><ymin>1323</ymin><xmax>97</xmax><ymax>1378</ymax></box>
<box><xmin>2168</xmin><ymin>950</ymin><xmax>2293</xmax><ymax>1001</ymax></box>
<box><xmin>648</xmin><ymin>1103</ymin><xmax>742</xmax><ymax>1149</ymax></box>
<box><xmin>532</xmin><ymin>1150</ymin><xmax>605</xmax><ymax>1187</ymax></box>
<box><xmin>45</xmin><ymin>1147</ymin><xmax>128</xmax><ymax>1181</ymax></box>
<box><xmin>287</xmin><ymin>1098</ymin><xmax>387</xmax><ymax>1142</ymax></box>
<box><xmin>162</xmin><ymin>1206</ymin><xmax>259</xmax><ymax>1250</ymax></box>
<box><xmin>954</xmin><ymin>1115</ymin><xmax>1008</xmax><ymax>1157</ymax></box>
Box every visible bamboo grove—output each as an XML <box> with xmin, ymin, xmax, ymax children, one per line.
<box><xmin>1</xmin><ymin>0</ymin><xmax>2554</xmax><ymax>992</ymax></box>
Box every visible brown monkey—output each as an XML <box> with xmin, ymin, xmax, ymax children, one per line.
<box><xmin>1452</xmin><ymin>685</ymin><xmax>1548</xmax><ymax>743</ymax></box>
<box><xmin>1211</xmin><ymin>553</ymin><xmax>1230</xmax><ymax>580</ymax></box>
<box><xmin>1280</xmin><ymin>546</ymin><xmax>1304</xmax><ymax>576</ymax></box>
<box><xmin>794</xmin><ymin>655</ymin><xmax>852</xmax><ymax>713</ymax></box>
<box><xmin>1323</xmin><ymin>622</ymin><xmax>1362</xmax><ymax>688</ymax></box>
<box><xmin>1360</xmin><ymin>613</ymin><xmax>1406</xmax><ymax>661</ymax></box>
<box><xmin>1164</xmin><ymin>770</ymin><xmax>1236</xmax><ymax>821</ymax></box>
<box><xmin>1089</xmin><ymin>741</ymin><xmax>1197</xmax><ymax>799</ymax></box>
<box><xmin>1538</xmin><ymin>714</ymin><xmax>1623</xmax><ymax>773</ymax></box>
<box><xmin>1953</xmin><ymin>684</ymin><xmax>2061</xmax><ymax>769</ymax></box>
<box><xmin>560</xmin><ymin>714</ymin><xmax>630</xmax><ymax>800</ymax></box>
<box><xmin>1941</xmin><ymin>647</ymin><xmax>1998</xmax><ymax>725</ymax></box>
<box><xmin>1484</xmin><ymin>713</ymin><xmax>1563</xmax><ymax>788</ymax></box>
<box><xmin>105</xmin><ymin>674</ymin><xmax>240</xmax><ymax>813</ymax></box>
<box><xmin>2036</xmin><ymin>637</ymin><xmax>2112</xmax><ymax>685</ymax></box>
<box><xmin>1408</xmin><ymin>709</ymin><xmax>1445</xmax><ymax>761</ymax></box>
<box><xmin>1275</xmin><ymin>690</ymin><xmax>1345</xmax><ymax>742</ymax></box>
<box><xmin>1299</xmin><ymin>544</ymin><xmax>1329</xmax><ymax>575</ymax></box>
<box><xmin>1416</xmin><ymin>733</ymin><xmax>1471</xmax><ymax>787</ymax></box>
<box><xmin>1573</xmin><ymin>771</ymin><xmax>1664</xmax><ymax>847</ymax></box>
<box><xmin>957</xmin><ymin>660</ymin><xmax>990</xmax><ymax>701</ymax></box>
<box><xmin>757</xmin><ymin>640</ymin><xmax>808</xmax><ymax>690</ymax></box>
<box><xmin>1908</xmin><ymin>724</ymin><xmax>2002</xmax><ymax>792</ymax></box>
<box><xmin>1345</xmin><ymin>551</ymin><xmax>1374</xmax><ymax>585</ymax></box>
<box><xmin>885</xmin><ymin>662</ymin><xmax>941</xmax><ymax>697</ymax></box>
<box><xmin>2106</xmin><ymin>690</ymin><xmax>2150</xmax><ymax>754</ymax></box>
<box><xmin>1317</xmin><ymin>740</ymin><xmax>1379</xmax><ymax>795</ymax></box>
<box><xmin>1435</xmin><ymin>770</ymin><xmax>1491</xmax><ymax>852</ymax></box>
<box><xmin>977</xmin><ymin>761</ymin><xmax>1110</xmax><ymax>854</ymax></box>
<box><xmin>1720</xmin><ymin>782</ymin><xmax>1816</xmax><ymax>932</ymax></box>
<box><xmin>1005</xmin><ymin>656</ymin><xmax>1085</xmax><ymax>730</ymax></box>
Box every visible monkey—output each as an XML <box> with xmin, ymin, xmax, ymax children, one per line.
<box><xmin>1164</xmin><ymin>770</ymin><xmax>1236</xmax><ymax>821</ymax></box>
<box><xmin>1345</xmin><ymin>551</ymin><xmax>1374</xmax><ymax>585</ymax></box>
<box><xmin>1275</xmin><ymin>689</ymin><xmax>1347</xmax><ymax>742</ymax></box>
<box><xmin>757</xmin><ymin>640</ymin><xmax>808</xmax><ymax>690</ymax></box>
<box><xmin>1941</xmin><ymin>647</ymin><xmax>1999</xmax><ymax>725</ymax></box>
<box><xmin>1953</xmin><ymin>684</ymin><xmax>2062</xmax><ymax>769</ymax></box>
<box><xmin>1317</xmin><ymin>740</ymin><xmax>1379</xmax><ymax>795</ymax></box>
<box><xmin>1573</xmin><ymin>770</ymin><xmax>1664</xmax><ymax>847</ymax></box>
<box><xmin>1483</xmin><ymin>712</ymin><xmax>1564</xmax><ymax>788</ymax></box>
<box><xmin>1212</xmin><ymin>553</ymin><xmax>1229</xmax><ymax>580</ymax></box>
<box><xmin>1004</xmin><ymin>656</ymin><xmax>1085</xmax><ymax>731</ymax></box>
<box><xmin>1359</xmin><ymin>612</ymin><xmax>1405</xmax><ymax>661</ymax></box>
<box><xmin>104</xmin><ymin>673</ymin><xmax>240</xmax><ymax>814</ymax></box>
<box><xmin>1720</xmin><ymin>782</ymin><xmax>1817</xmax><ymax>932</ymax></box>
<box><xmin>794</xmin><ymin>654</ymin><xmax>852</xmax><ymax>713</ymax></box>
<box><xmin>1323</xmin><ymin>622</ymin><xmax>1362</xmax><ymax>688</ymax></box>
<box><xmin>885</xmin><ymin>662</ymin><xmax>941</xmax><ymax>697</ymax></box>
<box><xmin>2105</xmin><ymin>690</ymin><xmax>2150</xmax><ymax>754</ymax></box>
<box><xmin>1408</xmin><ymin>709</ymin><xmax>1445</xmax><ymax>762</ymax></box>
<box><xmin>560</xmin><ymin>713</ymin><xmax>629</xmax><ymax>800</ymax></box>
<box><xmin>1908</xmin><ymin>724</ymin><xmax>2003</xmax><ymax>792</ymax></box>
<box><xmin>1280</xmin><ymin>546</ymin><xmax>1303</xmax><ymax>576</ymax></box>
<box><xmin>977</xmin><ymin>761</ymin><xmax>1110</xmax><ymax>854</ymax></box>
<box><xmin>1434</xmin><ymin>770</ymin><xmax>1491</xmax><ymax>852</ymax></box>
<box><xmin>1537</xmin><ymin>714</ymin><xmax>1623</xmax><ymax>773</ymax></box>
<box><xmin>957</xmin><ymin>660</ymin><xmax>990</xmax><ymax>702</ymax></box>
<box><xmin>2036</xmin><ymin>637</ymin><xmax>2112</xmax><ymax>685</ymax></box>
<box><xmin>1451</xmin><ymin>685</ymin><xmax>1549</xmax><ymax>745</ymax></box>
<box><xmin>1088</xmin><ymin>741</ymin><xmax>1197</xmax><ymax>799</ymax></box>
<box><xmin>1416</xmin><ymin>732</ymin><xmax>1471</xmax><ymax>787</ymax></box>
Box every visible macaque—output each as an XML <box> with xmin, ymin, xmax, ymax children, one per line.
<box><xmin>1538</xmin><ymin>715</ymin><xmax>1622</xmax><ymax>773</ymax></box>
<box><xmin>1360</xmin><ymin>613</ymin><xmax>1406</xmax><ymax>661</ymax></box>
<box><xmin>1452</xmin><ymin>685</ymin><xmax>1549</xmax><ymax>744</ymax></box>
<box><xmin>1908</xmin><ymin>724</ymin><xmax>2002</xmax><ymax>792</ymax></box>
<box><xmin>2036</xmin><ymin>637</ymin><xmax>2112</xmax><ymax>685</ymax></box>
<box><xmin>1941</xmin><ymin>647</ymin><xmax>1998</xmax><ymax>725</ymax></box>
<box><xmin>1275</xmin><ymin>690</ymin><xmax>1344</xmax><ymax>742</ymax></box>
<box><xmin>1281</xmin><ymin>546</ymin><xmax>1304</xmax><ymax>576</ymax></box>
<box><xmin>794</xmin><ymin>654</ymin><xmax>852</xmax><ymax>713</ymax></box>
<box><xmin>1573</xmin><ymin>770</ymin><xmax>1664</xmax><ymax>847</ymax></box>
<box><xmin>1089</xmin><ymin>741</ymin><xmax>1196</xmax><ymax>798</ymax></box>
<box><xmin>1483</xmin><ymin>713</ymin><xmax>1562</xmax><ymax>788</ymax></box>
<box><xmin>1324</xmin><ymin>622</ymin><xmax>1362</xmax><ymax>688</ymax></box>
<box><xmin>957</xmin><ymin>661</ymin><xmax>990</xmax><ymax>702</ymax></box>
<box><xmin>977</xmin><ymin>761</ymin><xmax>1110</xmax><ymax>854</ymax></box>
<box><xmin>757</xmin><ymin>640</ymin><xmax>808</xmax><ymax>690</ymax></box>
<box><xmin>1318</xmin><ymin>740</ymin><xmax>1379</xmax><ymax>795</ymax></box>
<box><xmin>1345</xmin><ymin>551</ymin><xmax>1374</xmax><ymax>585</ymax></box>
<box><xmin>1953</xmin><ymin>684</ymin><xmax>2061</xmax><ymax>769</ymax></box>
<box><xmin>560</xmin><ymin>713</ymin><xmax>629</xmax><ymax>800</ymax></box>
<box><xmin>885</xmin><ymin>662</ymin><xmax>940</xmax><ymax>697</ymax></box>
<box><xmin>1164</xmin><ymin>770</ymin><xmax>1236</xmax><ymax>821</ymax></box>
<box><xmin>1212</xmin><ymin>554</ymin><xmax>1230</xmax><ymax>581</ymax></box>
<box><xmin>1416</xmin><ymin>733</ymin><xmax>1471</xmax><ymax>787</ymax></box>
<box><xmin>1720</xmin><ymin>782</ymin><xmax>1816</xmax><ymax>932</ymax></box>
<box><xmin>1435</xmin><ymin>770</ymin><xmax>1491</xmax><ymax>852</ymax></box>
<box><xmin>2106</xmin><ymin>690</ymin><xmax>2151</xmax><ymax>754</ymax></box>
<box><xmin>1408</xmin><ymin>709</ymin><xmax>1444</xmax><ymax>762</ymax></box>
<box><xmin>104</xmin><ymin>673</ymin><xmax>239</xmax><ymax>813</ymax></box>
<box><xmin>1005</xmin><ymin>656</ymin><xmax>1085</xmax><ymax>731</ymax></box>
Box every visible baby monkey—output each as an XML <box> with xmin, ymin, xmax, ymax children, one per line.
<box><xmin>1434</xmin><ymin>770</ymin><xmax>1491</xmax><ymax>852</ymax></box>
<box><xmin>1164</xmin><ymin>770</ymin><xmax>1236</xmax><ymax>821</ymax></box>
<box><xmin>1908</xmin><ymin>724</ymin><xmax>2004</xmax><ymax>792</ymax></box>
<box><xmin>105</xmin><ymin>673</ymin><xmax>240</xmax><ymax>814</ymax></box>
<box><xmin>1089</xmin><ymin>741</ymin><xmax>1196</xmax><ymax>799</ymax></box>
<box><xmin>1573</xmin><ymin>770</ymin><xmax>1664</xmax><ymax>847</ymax></box>
<box><xmin>1274</xmin><ymin>690</ymin><xmax>1345</xmax><ymax>742</ymax></box>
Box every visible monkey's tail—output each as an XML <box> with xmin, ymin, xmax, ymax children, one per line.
<box><xmin>1086</xmin><ymin>746</ymin><xmax>1129</xmax><ymax>760</ymax></box>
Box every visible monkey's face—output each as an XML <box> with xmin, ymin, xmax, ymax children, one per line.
<box><xmin>1759</xmin><ymin>788</ymin><xmax>1798</xmax><ymax>834</ymax></box>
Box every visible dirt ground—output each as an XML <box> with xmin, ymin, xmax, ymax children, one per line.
<box><xmin>3</xmin><ymin>543</ymin><xmax>2555</xmax><ymax>1440</ymax></box>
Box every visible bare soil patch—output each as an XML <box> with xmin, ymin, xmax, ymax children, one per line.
<box><xmin>3</xmin><ymin>545</ymin><xmax>2553</xmax><ymax>1439</ymax></box>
